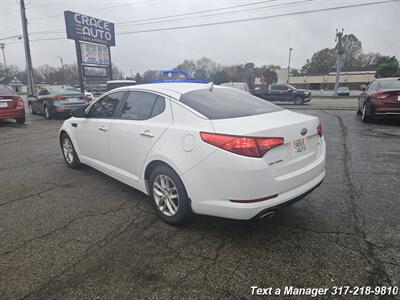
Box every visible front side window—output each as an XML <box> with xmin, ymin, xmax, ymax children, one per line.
<box><xmin>120</xmin><ymin>91</ymin><xmax>165</xmax><ymax>120</ymax></box>
<box><xmin>180</xmin><ymin>88</ymin><xmax>281</xmax><ymax>120</ymax></box>
<box><xmin>88</xmin><ymin>92</ymin><xmax>125</xmax><ymax>118</ymax></box>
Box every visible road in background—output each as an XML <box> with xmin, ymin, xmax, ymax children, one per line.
<box><xmin>0</xmin><ymin>110</ymin><xmax>399</xmax><ymax>299</ymax></box>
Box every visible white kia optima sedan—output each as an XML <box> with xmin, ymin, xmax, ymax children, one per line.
<box><xmin>59</xmin><ymin>83</ymin><xmax>325</xmax><ymax>225</ymax></box>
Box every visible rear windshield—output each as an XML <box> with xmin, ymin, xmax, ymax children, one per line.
<box><xmin>0</xmin><ymin>86</ymin><xmax>15</xmax><ymax>96</ymax></box>
<box><xmin>48</xmin><ymin>86</ymin><xmax>81</xmax><ymax>95</ymax></box>
<box><xmin>379</xmin><ymin>79</ymin><xmax>400</xmax><ymax>90</ymax></box>
<box><xmin>180</xmin><ymin>88</ymin><xmax>282</xmax><ymax>119</ymax></box>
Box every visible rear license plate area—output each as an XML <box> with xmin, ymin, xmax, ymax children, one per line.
<box><xmin>293</xmin><ymin>138</ymin><xmax>307</xmax><ymax>154</ymax></box>
<box><xmin>0</xmin><ymin>102</ymin><xmax>8</xmax><ymax>108</ymax></box>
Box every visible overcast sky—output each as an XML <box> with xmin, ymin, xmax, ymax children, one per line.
<box><xmin>1</xmin><ymin>0</ymin><xmax>399</xmax><ymax>75</ymax></box>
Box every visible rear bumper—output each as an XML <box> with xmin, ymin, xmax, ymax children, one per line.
<box><xmin>0</xmin><ymin>108</ymin><xmax>25</xmax><ymax>119</ymax></box>
<box><xmin>49</xmin><ymin>104</ymin><xmax>88</xmax><ymax>115</ymax></box>
<box><xmin>182</xmin><ymin>138</ymin><xmax>326</xmax><ymax>220</ymax></box>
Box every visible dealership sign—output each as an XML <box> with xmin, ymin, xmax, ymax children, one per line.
<box><xmin>64</xmin><ymin>10</ymin><xmax>115</xmax><ymax>46</ymax></box>
<box><xmin>80</xmin><ymin>42</ymin><xmax>110</xmax><ymax>65</ymax></box>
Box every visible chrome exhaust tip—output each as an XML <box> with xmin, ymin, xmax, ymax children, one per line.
<box><xmin>258</xmin><ymin>210</ymin><xmax>277</xmax><ymax>219</ymax></box>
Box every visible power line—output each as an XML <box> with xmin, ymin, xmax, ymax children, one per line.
<box><xmin>116</xmin><ymin>0</ymin><xmax>277</xmax><ymax>25</ymax></box>
<box><xmin>0</xmin><ymin>0</ymin><xmax>315</xmax><ymax>41</ymax></box>
<box><xmin>116</xmin><ymin>0</ymin><xmax>398</xmax><ymax>35</ymax></box>
<box><xmin>28</xmin><ymin>0</ymin><xmax>155</xmax><ymax>22</ymax></box>
<box><xmin>117</xmin><ymin>0</ymin><xmax>319</xmax><ymax>28</ymax></box>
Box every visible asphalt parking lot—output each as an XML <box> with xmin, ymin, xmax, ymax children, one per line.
<box><xmin>1</xmin><ymin>103</ymin><xmax>400</xmax><ymax>299</ymax></box>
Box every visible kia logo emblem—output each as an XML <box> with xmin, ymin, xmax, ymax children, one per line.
<box><xmin>301</xmin><ymin>128</ymin><xmax>308</xmax><ymax>136</ymax></box>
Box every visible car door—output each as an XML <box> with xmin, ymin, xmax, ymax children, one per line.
<box><xmin>279</xmin><ymin>84</ymin><xmax>291</xmax><ymax>101</ymax></box>
<box><xmin>76</xmin><ymin>91</ymin><xmax>125</xmax><ymax>167</ymax></box>
<box><xmin>108</xmin><ymin>91</ymin><xmax>172</xmax><ymax>183</ymax></box>
<box><xmin>359</xmin><ymin>82</ymin><xmax>374</xmax><ymax>108</ymax></box>
<box><xmin>268</xmin><ymin>85</ymin><xmax>282</xmax><ymax>101</ymax></box>
<box><xmin>34</xmin><ymin>87</ymin><xmax>49</xmax><ymax>113</ymax></box>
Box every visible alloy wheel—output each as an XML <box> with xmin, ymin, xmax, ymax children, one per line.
<box><xmin>62</xmin><ymin>138</ymin><xmax>74</xmax><ymax>164</ymax></box>
<box><xmin>45</xmin><ymin>107</ymin><xmax>50</xmax><ymax>119</ymax></box>
<box><xmin>153</xmin><ymin>174</ymin><xmax>179</xmax><ymax>217</ymax></box>
<box><xmin>362</xmin><ymin>103</ymin><xmax>366</xmax><ymax>120</ymax></box>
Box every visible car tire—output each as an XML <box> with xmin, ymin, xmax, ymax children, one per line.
<box><xmin>28</xmin><ymin>102</ymin><xmax>36</xmax><ymax>115</ymax></box>
<box><xmin>294</xmin><ymin>96</ymin><xmax>304</xmax><ymax>105</ymax></box>
<box><xmin>149</xmin><ymin>165</ymin><xmax>192</xmax><ymax>225</ymax></box>
<box><xmin>44</xmin><ymin>105</ymin><xmax>52</xmax><ymax>120</ymax></box>
<box><xmin>361</xmin><ymin>102</ymin><xmax>372</xmax><ymax>122</ymax></box>
<box><xmin>15</xmin><ymin>117</ymin><xmax>25</xmax><ymax>124</ymax></box>
<box><xmin>356</xmin><ymin>101</ymin><xmax>362</xmax><ymax>115</ymax></box>
<box><xmin>60</xmin><ymin>133</ymin><xmax>81</xmax><ymax>169</ymax></box>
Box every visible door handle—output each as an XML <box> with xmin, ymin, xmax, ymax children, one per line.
<box><xmin>98</xmin><ymin>126</ymin><xmax>108</xmax><ymax>132</ymax></box>
<box><xmin>140</xmin><ymin>130</ymin><xmax>154</xmax><ymax>137</ymax></box>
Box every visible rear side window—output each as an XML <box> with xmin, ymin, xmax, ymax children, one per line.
<box><xmin>0</xmin><ymin>86</ymin><xmax>14</xmax><ymax>96</ymax></box>
<box><xmin>120</xmin><ymin>91</ymin><xmax>165</xmax><ymax>120</ymax></box>
<box><xmin>379</xmin><ymin>79</ymin><xmax>400</xmax><ymax>89</ymax></box>
<box><xmin>180</xmin><ymin>88</ymin><xmax>281</xmax><ymax>120</ymax></box>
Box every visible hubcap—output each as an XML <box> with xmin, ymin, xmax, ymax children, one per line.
<box><xmin>28</xmin><ymin>104</ymin><xmax>32</xmax><ymax>113</ymax></box>
<box><xmin>153</xmin><ymin>174</ymin><xmax>179</xmax><ymax>217</ymax></box>
<box><xmin>45</xmin><ymin>107</ymin><xmax>49</xmax><ymax>118</ymax></box>
<box><xmin>362</xmin><ymin>104</ymin><xmax>366</xmax><ymax>119</ymax></box>
<box><xmin>62</xmin><ymin>138</ymin><xmax>74</xmax><ymax>164</ymax></box>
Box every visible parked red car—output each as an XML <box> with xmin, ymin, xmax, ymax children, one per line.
<box><xmin>0</xmin><ymin>86</ymin><xmax>25</xmax><ymax>124</ymax></box>
<box><xmin>357</xmin><ymin>77</ymin><xmax>400</xmax><ymax>122</ymax></box>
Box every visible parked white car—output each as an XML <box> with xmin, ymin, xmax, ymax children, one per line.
<box><xmin>59</xmin><ymin>83</ymin><xmax>326</xmax><ymax>225</ymax></box>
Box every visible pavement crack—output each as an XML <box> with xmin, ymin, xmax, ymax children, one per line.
<box><xmin>0</xmin><ymin>185</ymin><xmax>59</xmax><ymax>208</ymax></box>
<box><xmin>0</xmin><ymin>205</ymin><xmax>131</xmax><ymax>257</ymax></box>
<box><xmin>321</xmin><ymin>110</ymin><xmax>393</xmax><ymax>287</ymax></box>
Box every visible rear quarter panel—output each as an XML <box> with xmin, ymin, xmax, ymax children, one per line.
<box><xmin>141</xmin><ymin>101</ymin><xmax>217</xmax><ymax>179</ymax></box>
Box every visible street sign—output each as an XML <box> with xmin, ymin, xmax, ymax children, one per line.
<box><xmin>80</xmin><ymin>42</ymin><xmax>110</xmax><ymax>65</ymax></box>
<box><xmin>64</xmin><ymin>10</ymin><xmax>115</xmax><ymax>46</ymax></box>
<box><xmin>82</xmin><ymin>65</ymin><xmax>109</xmax><ymax>78</ymax></box>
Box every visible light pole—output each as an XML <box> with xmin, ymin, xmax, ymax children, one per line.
<box><xmin>58</xmin><ymin>56</ymin><xmax>65</xmax><ymax>85</ymax></box>
<box><xmin>0</xmin><ymin>43</ymin><xmax>7</xmax><ymax>70</ymax></box>
<box><xmin>287</xmin><ymin>47</ymin><xmax>293</xmax><ymax>83</ymax></box>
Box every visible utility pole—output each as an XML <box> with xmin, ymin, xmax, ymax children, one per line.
<box><xmin>58</xmin><ymin>56</ymin><xmax>65</xmax><ymax>85</ymax></box>
<box><xmin>0</xmin><ymin>43</ymin><xmax>7</xmax><ymax>70</ymax></box>
<box><xmin>20</xmin><ymin>0</ymin><xmax>34</xmax><ymax>95</ymax></box>
<box><xmin>334</xmin><ymin>29</ymin><xmax>344</xmax><ymax>95</ymax></box>
<box><xmin>287</xmin><ymin>47</ymin><xmax>293</xmax><ymax>83</ymax></box>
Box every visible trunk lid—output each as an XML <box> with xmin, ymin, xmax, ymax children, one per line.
<box><xmin>210</xmin><ymin>109</ymin><xmax>322</xmax><ymax>177</ymax></box>
<box><xmin>0</xmin><ymin>96</ymin><xmax>19</xmax><ymax>110</ymax></box>
<box><xmin>382</xmin><ymin>89</ymin><xmax>400</xmax><ymax>105</ymax></box>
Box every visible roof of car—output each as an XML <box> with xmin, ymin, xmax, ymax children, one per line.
<box><xmin>107</xmin><ymin>80</ymin><xmax>137</xmax><ymax>84</ymax></box>
<box><xmin>376</xmin><ymin>77</ymin><xmax>400</xmax><ymax>81</ymax></box>
<box><xmin>112</xmin><ymin>82</ymin><xmax>223</xmax><ymax>97</ymax></box>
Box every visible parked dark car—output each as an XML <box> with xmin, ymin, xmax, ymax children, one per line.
<box><xmin>28</xmin><ymin>85</ymin><xmax>90</xmax><ymax>119</ymax></box>
<box><xmin>0</xmin><ymin>85</ymin><xmax>25</xmax><ymax>124</ymax></box>
<box><xmin>337</xmin><ymin>86</ymin><xmax>350</xmax><ymax>96</ymax></box>
<box><xmin>357</xmin><ymin>77</ymin><xmax>400</xmax><ymax>122</ymax></box>
<box><xmin>252</xmin><ymin>83</ymin><xmax>311</xmax><ymax>104</ymax></box>
<box><xmin>106</xmin><ymin>80</ymin><xmax>136</xmax><ymax>92</ymax></box>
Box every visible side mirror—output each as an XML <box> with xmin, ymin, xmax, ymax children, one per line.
<box><xmin>288</xmin><ymin>88</ymin><xmax>293</xmax><ymax>92</ymax></box>
<box><xmin>71</xmin><ymin>107</ymin><xmax>87</xmax><ymax>118</ymax></box>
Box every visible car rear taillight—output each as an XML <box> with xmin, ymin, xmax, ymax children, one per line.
<box><xmin>50</xmin><ymin>96</ymin><xmax>65</xmax><ymax>100</ymax></box>
<box><xmin>317</xmin><ymin>123</ymin><xmax>323</xmax><ymax>137</ymax></box>
<box><xmin>371</xmin><ymin>92</ymin><xmax>390</xmax><ymax>100</ymax></box>
<box><xmin>200</xmin><ymin>132</ymin><xmax>284</xmax><ymax>158</ymax></box>
<box><xmin>16</xmin><ymin>97</ymin><xmax>24</xmax><ymax>109</ymax></box>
